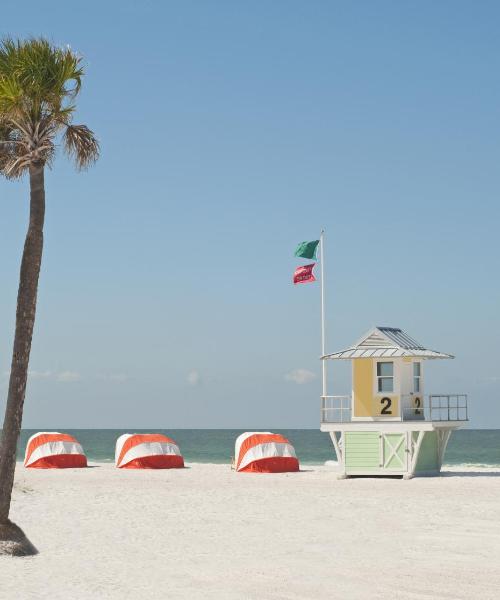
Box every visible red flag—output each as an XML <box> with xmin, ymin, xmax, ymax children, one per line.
<box><xmin>293</xmin><ymin>263</ymin><xmax>316</xmax><ymax>285</ymax></box>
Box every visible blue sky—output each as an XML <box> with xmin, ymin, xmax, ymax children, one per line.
<box><xmin>0</xmin><ymin>1</ymin><xmax>499</xmax><ymax>428</ymax></box>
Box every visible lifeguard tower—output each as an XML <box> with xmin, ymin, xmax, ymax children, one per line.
<box><xmin>321</xmin><ymin>326</ymin><xmax>468</xmax><ymax>478</ymax></box>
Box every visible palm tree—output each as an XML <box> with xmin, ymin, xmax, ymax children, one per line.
<box><xmin>0</xmin><ymin>38</ymin><xmax>99</xmax><ymax>555</ymax></box>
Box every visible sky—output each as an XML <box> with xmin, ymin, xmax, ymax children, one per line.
<box><xmin>0</xmin><ymin>1</ymin><xmax>499</xmax><ymax>428</ymax></box>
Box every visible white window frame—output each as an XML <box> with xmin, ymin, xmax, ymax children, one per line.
<box><xmin>413</xmin><ymin>361</ymin><xmax>422</xmax><ymax>394</ymax></box>
<box><xmin>376</xmin><ymin>360</ymin><xmax>395</xmax><ymax>394</ymax></box>
<box><xmin>369</xmin><ymin>359</ymin><xmax>401</xmax><ymax>421</ymax></box>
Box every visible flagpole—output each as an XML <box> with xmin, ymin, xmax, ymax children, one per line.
<box><xmin>320</xmin><ymin>229</ymin><xmax>327</xmax><ymax>399</ymax></box>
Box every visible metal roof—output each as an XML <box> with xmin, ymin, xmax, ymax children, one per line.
<box><xmin>322</xmin><ymin>326</ymin><xmax>454</xmax><ymax>361</ymax></box>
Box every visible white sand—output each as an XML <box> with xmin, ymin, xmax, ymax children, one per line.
<box><xmin>2</xmin><ymin>463</ymin><xmax>500</xmax><ymax>600</ymax></box>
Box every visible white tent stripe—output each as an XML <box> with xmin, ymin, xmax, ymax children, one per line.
<box><xmin>116</xmin><ymin>441</ymin><xmax>182</xmax><ymax>468</ymax></box>
<box><xmin>24</xmin><ymin>441</ymin><xmax>85</xmax><ymax>467</ymax></box>
<box><xmin>237</xmin><ymin>442</ymin><xmax>297</xmax><ymax>472</ymax></box>
<box><xmin>234</xmin><ymin>432</ymin><xmax>273</xmax><ymax>464</ymax></box>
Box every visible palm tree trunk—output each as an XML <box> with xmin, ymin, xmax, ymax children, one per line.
<box><xmin>0</xmin><ymin>163</ymin><xmax>45</xmax><ymax>537</ymax></box>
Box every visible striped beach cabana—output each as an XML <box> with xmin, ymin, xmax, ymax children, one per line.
<box><xmin>235</xmin><ymin>432</ymin><xmax>299</xmax><ymax>473</ymax></box>
<box><xmin>24</xmin><ymin>432</ymin><xmax>87</xmax><ymax>468</ymax></box>
<box><xmin>115</xmin><ymin>433</ymin><xmax>184</xmax><ymax>469</ymax></box>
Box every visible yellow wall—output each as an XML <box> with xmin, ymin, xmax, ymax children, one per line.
<box><xmin>353</xmin><ymin>359</ymin><xmax>399</xmax><ymax>418</ymax></box>
<box><xmin>352</xmin><ymin>360</ymin><xmax>373</xmax><ymax>417</ymax></box>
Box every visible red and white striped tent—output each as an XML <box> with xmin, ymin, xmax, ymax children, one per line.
<box><xmin>24</xmin><ymin>432</ymin><xmax>87</xmax><ymax>469</ymax></box>
<box><xmin>115</xmin><ymin>433</ymin><xmax>184</xmax><ymax>469</ymax></box>
<box><xmin>235</xmin><ymin>432</ymin><xmax>300</xmax><ymax>473</ymax></box>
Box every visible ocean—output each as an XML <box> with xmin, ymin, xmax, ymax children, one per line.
<box><xmin>16</xmin><ymin>428</ymin><xmax>500</xmax><ymax>467</ymax></box>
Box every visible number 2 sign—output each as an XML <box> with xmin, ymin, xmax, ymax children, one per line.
<box><xmin>380</xmin><ymin>397</ymin><xmax>392</xmax><ymax>415</ymax></box>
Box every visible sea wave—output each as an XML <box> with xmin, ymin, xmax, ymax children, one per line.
<box><xmin>442</xmin><ymin>463</ymin><xmax>500</xmax><ymax>472</ymax></box>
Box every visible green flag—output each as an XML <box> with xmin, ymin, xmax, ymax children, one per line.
<box><xmin>294</xmin><ymin>240</ymin><xmax>319</xmax><ymax>260</ymax></box>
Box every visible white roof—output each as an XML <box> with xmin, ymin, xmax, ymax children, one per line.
<box><xmin>322</xmin><ymin>326</ymin><xmax>453</xmax><ymax>361</ymax></box>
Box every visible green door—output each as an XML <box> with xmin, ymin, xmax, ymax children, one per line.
<box><xmin>381</xmin><ymin>433</ymin><xmax>407</xmax><ymax>471</ymax></box>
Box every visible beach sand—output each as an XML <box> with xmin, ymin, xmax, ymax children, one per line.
<box><xmin>2</xmin><ymin>463</ymin><xmax>500</xmax><ymax>599</ymax></box>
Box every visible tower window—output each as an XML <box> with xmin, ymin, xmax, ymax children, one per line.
<box><xmin>377</xmin><ymin>362</ymin><xmax>394</xmax><ymax>393</ymax></box>
<box><xmin>413</xmin><ymin>362</ymin><xmax>421</xmax><ymax>392</ymax></box>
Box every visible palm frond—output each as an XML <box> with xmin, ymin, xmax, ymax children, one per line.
<box><xmin>63</xmin><ymin>124</ymin><xmax>99</xmax><ymax>170</ymax></box>
<box><xmin>0</xmin><ymin>122</ymin><xmax>29</xmax><ymax>179</ymax></box>
<box><xmin>0</xmin><ymin>76</ymin><xmax>23</xmax><ymax>116</ymax></box>
<box><xmin>0</xmin><ymin>37</ymin><xmax>98</xmax><ymax>175</ymax></box>
<box><xmin>0</xmin><ymin>118</ymin><xmax>54</xmax><ymax>179</ymax></box>
<box><xmin>0</xmin><ymin>37</ymin><xmax>83</xmax><ymax>124</ymax></box>
<box><xmin>0</xmin><ymin>121</ymin><xmax>17</xmax><ymax>171</ymax></box>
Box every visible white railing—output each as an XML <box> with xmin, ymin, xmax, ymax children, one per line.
<box><xmin>429</xmin><ymin>394</ymin><xmax>468</xmax><ymax>422</ymax></box>
<box><xmin>401</xmin><ymin>394</ymin><xmax>468</xmax><ymax>422</ymax></box>
<box><xmin>321</xmin><ymin>394</ymin><xmax>468</xmax><ymax>423</ymax></box>
<box><xmin>321</xmin><ymin>395</ymin><xmax>352</xmax><ymax>423</ymax></box>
